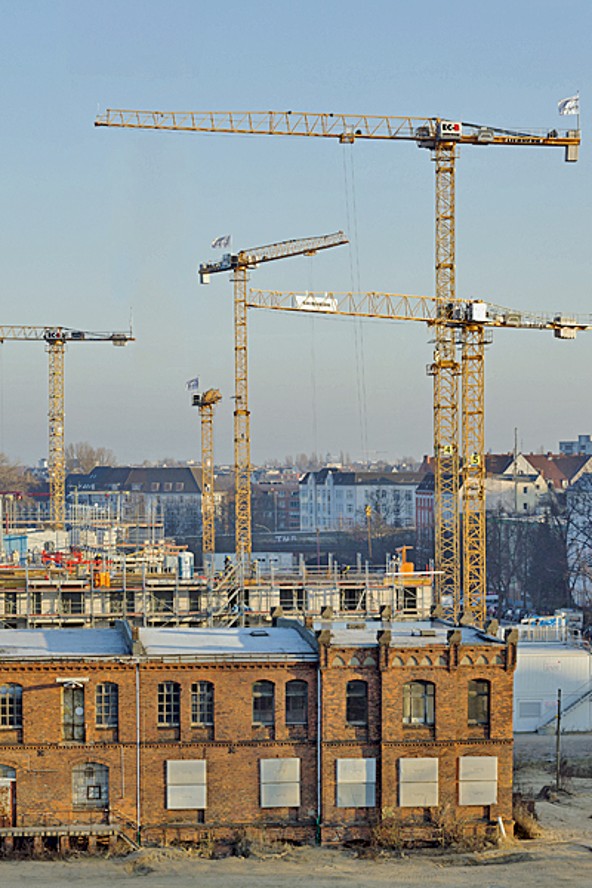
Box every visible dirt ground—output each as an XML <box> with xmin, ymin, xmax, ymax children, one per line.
<box><xmin>0</xmin><ymin>734</ymin><xmax>590</xmax><ymax>888</ymax></box>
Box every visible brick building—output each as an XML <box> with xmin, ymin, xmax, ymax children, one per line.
<box><xmin>0</xmin><ymin>617</ymin><xmax>517</xmax><ymax>848</ymax></box>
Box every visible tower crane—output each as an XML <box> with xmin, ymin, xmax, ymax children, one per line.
<box><xmin>0</xmin><ymin>325</ymin><xmax>133</xmax><ymax>530</ymax></box>
<box><xmin>246</xmin><ymin>288</ymin><xmax>592</xmax><ymax>625</ymax></box>
<box><xmin>95</xmin><ymin>106</ymin><xmax>580</xmax><ymax>613</ymax></box>
<box><xmin>187</xmin><ymin>378</ymin><xmax>222</xmax><ymax>574</ymax></box>
<box><xmin>198</xmin><ymin>232</ymin><xmax>348</xmax><ymax>564</ymax></box>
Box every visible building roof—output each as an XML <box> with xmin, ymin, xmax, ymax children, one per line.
<box><xmin>485</xmin><ymin>453</ymin><xmax>515</xmax><ymax>475</ymax></box>
<box><xmin>138</xmin><ymin>626</ymin><xmax>318</xmax><ymax>661</ymax></box>
<box><xmin>67</xmin><ymin>465</ymin><xmax>203</xmax><ymax>494</ymax></box>
<box><xmin>313</xmin><ymin>619</ymin><xmax>503</xmax><ymax>648</ymax></box>
<box><xmin>300</xmin><ymin>468</ymin><xmax>424</xmax><ymax>487</ymax></box>
<box><xmin>0</xmin><ymin>627</ymin><xmax>130</xmax><ymax>659</ymax></box>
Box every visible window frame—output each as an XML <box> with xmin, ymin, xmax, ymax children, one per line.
<box><xmin>95</xmin><ymin>682</ymin><xmax>119</xmax><ymax>728</ymax></box>
<box><xmin>467</xmin><ymin>679</ymin><xmax>490</xmax><ymax>726</ymax></box>
<box><xmin>252</xmin><ymin>680</ymin><xmax>275</xmax><ymax>726</ymax></box>
<box><xmin>158</xmin><ymin>681</ymin><xmax>181</xmax><ymax>728</ymax></box>
<box><xmin>191</xmin><ymin>681</ymin><xmax>214</xmax><ymax>726</ymax></box>
<box><xmin>346</xmin><ymin>680</ymin><xmax>368</xmax><ymax>727</ymax></box>
<box><xmin>72</xmin><ymin>761</ymin><xmax>109</xmax><ymax>809</ymax></box>
<box><xmin>0</xmin><ymin>684</ymin><xmax>23</xmax><ymax>729</ymax></box>
<box><xmin>402</xmin><ymin>680</ymin><xmax>435</xmax><ymax>726</ymax></box>
<box><xmin>285</xmin><ymin>680</ymin><xmax>308</xmax><ymax>726</ymax></box>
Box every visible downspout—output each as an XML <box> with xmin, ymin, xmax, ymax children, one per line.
<box><xmin>135</xmin><ymin>660</ymin><xmax>141</xmax><ymax>845</ymax></box>
<box><xmin>316</xmin><ymin>667</ymin><xmax>322</xmax><ymax>844</ymax></box>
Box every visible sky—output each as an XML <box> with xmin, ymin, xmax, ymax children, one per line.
<box><xmin>0</xmin><ymin>0</ymin><xmax>591</xmax><ymax>468</ymax></box>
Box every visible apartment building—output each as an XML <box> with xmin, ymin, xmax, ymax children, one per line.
<box><xmin>299</xmin><ymin>468</ymin><xmax>423</xmax><ymax>532</ymax></box>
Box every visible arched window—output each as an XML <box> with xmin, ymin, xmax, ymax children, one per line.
<box><xmin>468</xmin><ymin>679</ymin><xmax>490</xmax><ymax>726</ymax></box>
<box><xmin>72</xmin><ymin>762</ymin><xmax>109</xmax><ymax>808</ymax></box>
<box><xmin>158</xmin><ymin>681</ymin><xmax>180</xmax><ymax>727</ymax></box>
<box><xmin>346</xmin><ymin>680</ymin><xmax>368</xmax><ymax>726</ymax></box>
<box><xmin>252</xmin><ymin>681</ymin><xmax>275</xmax><ymax>726</ymax></box>
<box><xmin>95</xmin><ymin>682</ymin><xmax>118</xmax><ymax>728</ymax></box>
<box><xmin>0</xmin><ymin>765</ymin><xmax>16</xmax><ymax>779</ymax></box>
<box><xmin>0</xmin><ymin>684</ymin><xmax>22</xmax><ymax>728</ymax></box>
<box><xmin>403</xmin><ymin>681</ymin><xmax>435</xmax><ymax>726</ymax></box>
<box><xmin>191</xmin><ymin>682</ymin><xmax>214</xmax><ymax>726</ymax></box>
<box><xmin>285</xmin><ymin>680</ymin><xmax>308</xmax><ymax>726</ymax></box>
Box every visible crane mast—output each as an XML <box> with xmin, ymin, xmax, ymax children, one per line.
<box><xmin>247</xmin><ymin>288</ymin><xmax>592</xmax><ymax>625</ymax></box>
<box><xmin>0</xmin><ymin>326</ymin><xmax>133</xmax><ymax>530</ymax></box>
<box><xmin>188</xmin><ymin>381</ymin><xmax>222</xmax><ymax>574</ymax></box>
<box><xmin>199</xmin><ymin>232</ymin><xmax>348</xmax><ymax>565</ymax></box>
<box><xmin>96</xmin><ymin>105</ymin><xmax>580</xmax><ymax>623</ymax></box>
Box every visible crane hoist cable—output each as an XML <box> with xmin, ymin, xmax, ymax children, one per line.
<box><xmin>341</xmin><ymin>143</ymin><xmax>369</xmax><ymax>462</ymax></box>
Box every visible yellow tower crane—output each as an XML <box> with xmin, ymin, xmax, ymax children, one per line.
<box><xmin>188</xmin><ymin>378</ymin><xmax>222</xmax><ymax>574</ymax></box>
<box><xmin>198</xmin><ymin>232</ymin><xmax>348</xmax><ymax>566</ymax></box>
<box><xmin>95</xmin><ymin>106</ymin><xmax>579</xmax><ymax>613</ymax></box>
<box><xmin>0</xmin><ymin>325</ymin><xmax>133</xmax><ymax>530</ymax></box>
<box><xmin>246</xmin><ymin>288</ymin><xmax>592</xmax><ymax>626</ymax></box>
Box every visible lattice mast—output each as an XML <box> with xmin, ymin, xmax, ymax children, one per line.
<box><xmin>188</xmin><ymin>381</ymin><xmax>222</xmax><ymax>572</ymax></box>
<box><xmin>246</xmin><ymin>288</ymin><xmax>590</xmax><ymax>626</ymax></box>
<box><xmin>0</xmin><ymin>326</ymin><xmax>133</xmax><ymax>530</ymax></box>
<box><xmin>199</xmin><ymin>232</ymin><xmax>348</xmax><ymax>564</ymax></box>
<box><xmin>96</xmin><ymin>106</ymin><xmax>579</xmax><ymax>622</ymax></box>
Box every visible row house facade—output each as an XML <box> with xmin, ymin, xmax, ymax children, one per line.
<box><xmin>415</xmin><ymin>452</ymin><xmax>592</xmax><ymax>557</ymax></box>
<box><xmin>299</xmin><ymin>469</ymin><xmax>424</xmax><ymax>532</ymax></box>
<box><xmin>0</xmin><ymin>617</ymin><xmax>517</xmax><ymax>847</ymax></box>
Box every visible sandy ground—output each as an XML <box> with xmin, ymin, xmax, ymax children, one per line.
<box><xmin>0</xmin><ymin>735</ymin><xmax>590</xmax><ymax>888</ymax></box>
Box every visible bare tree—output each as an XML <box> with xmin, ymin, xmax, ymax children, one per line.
<box><xmin>66</xmin><ymin>442</ymin><xmax>117</xmax><ymax>475</ymax></box>
<box><xmin>0</xmin><ymin>452</ymin><xmax>33</xmax><ymax>494</ymax></box>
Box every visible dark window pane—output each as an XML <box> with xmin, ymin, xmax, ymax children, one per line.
<box><xmin>286</xmin><ymin>680</ymin><xmax>308</xmax><ymax>726</ymax></box>
<box><xmin>346</xmin><ymin>680</ymin><xmax>368</xmax><ymax>726</ymax></box>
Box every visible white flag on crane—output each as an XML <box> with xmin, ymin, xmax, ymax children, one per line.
<box><xmin>558</xmin><ymin>95</ymin><xmax>579</xmax><ymax>116</ymax></box>
<box><xmin>211</xmin><ymin>234</ymin><xmax>231</xmax><ymax>249</ymax></box>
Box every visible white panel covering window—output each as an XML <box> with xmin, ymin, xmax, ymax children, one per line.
<box><xmin>399</xmin><ymin>757</ymin><xmax>439</xmax><ymax>807</ymax></box>
<box><xmin>260</xmin><ymin>758</ymin><xmax>300</xmax><ymax>808</ymax></box>
<box><xmin>166</xmin><ymin>760</ymin><xmax>206</xmax><ymax>810</ymax></box>
<box><xmin>336</xmin><ymin>758</ymin><xmax>376</xmax><ymax>808</ymax></box>
<box><xmin>458</xmin><ymin>756</ymin><xmax>498</xmax><ymax>805</ymax></box>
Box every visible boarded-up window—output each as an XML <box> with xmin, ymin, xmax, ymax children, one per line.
<box><xmin>399</xmin><ymin>757</ymin><xmax>439</xmax><ymax>807</ymax></box>
<box><xmin>336</xmin><ymin>758</ymin><xmax>376</xmax><ymax>808</ymax></box>
<box><xmin>458</xmin><ymin>756</ymin><xmax>498</xmax><ymax>805</ymax></box>
<box><xmin>260</xmin><ymin>758</ymin><xmax>300</xmax><ymax>808</ymax></box>
<box><xmin>166</xmin><ymin>760</ymin><xmax>206</xmax><ymax>809</ymax></box>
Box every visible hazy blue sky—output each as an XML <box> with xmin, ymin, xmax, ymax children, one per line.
<box><xmin>1</xmin><ymin>0</ymin><xmax>590</xmax><ymax>467</ymax></box>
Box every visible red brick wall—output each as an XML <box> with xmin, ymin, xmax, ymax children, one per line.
<box><xmin>0</xmin><ymin>629</ymin><xmax>516</xmax><ymax>845</ymax></box>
